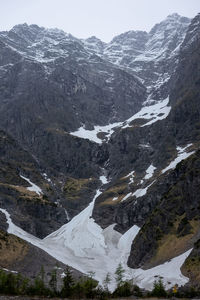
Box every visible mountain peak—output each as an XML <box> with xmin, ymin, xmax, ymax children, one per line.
<box><xmin>11</xmin><ymin>23</ymin><xmax>43</xmax><ymax>34</ymax></box>
<box><xmin>167</xmin><ymin>13</ymin><xmax>181</xmax><ymax>19</ymax></box>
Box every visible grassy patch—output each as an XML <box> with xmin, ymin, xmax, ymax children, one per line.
<box><xmin>149</xmin><ymin>219</ymin><xmax>200</xmax><ymax>267</ymax></box>
<box><xmin>63</xmin><ymin>177</ymin><xmax>94</xmax><ymax>199</ymax></box>
<box><xmin>0</xmin><ymin>231</ymin><xmax>28</xmax><ymax>267</ymax></box>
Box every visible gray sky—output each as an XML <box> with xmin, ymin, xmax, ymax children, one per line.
<box><xmin>0</xmin><ymin>0</ymin><xmax>199</xmax><ymax>42</ymax></box>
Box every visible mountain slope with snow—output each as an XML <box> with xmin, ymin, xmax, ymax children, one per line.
<box><xmin>83</xmin><ymin>14</ymin><xmax>190</xmax><ymax>100</ymax></box>
<box><xmin>0</xmin><ymin>183</ymin><xmax>192</xmax><ymax>291</ymax></box>
<box><xmin>0</xmin><ymin>12</ymin><xmax>200</xmax><ymax>291</ymax></box>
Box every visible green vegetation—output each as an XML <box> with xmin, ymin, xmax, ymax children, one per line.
<box><xmin>150</xmin><ymin>278</ymin><xmax>167</xmax><ymax>297</ymax></box>
<box><xmin>0</xmin><ymin>263</ymin><xmax>200</xmax><ymax>298</ymax></box>
<box><xmin>114</xmin><ymin>263</ymin><xmax>125</xmax><ymax>287</ymax></box>
<box><xmin>63</xmin><ymin>177</ymin><xmax>94</xmax><ymax>199</ymax></box>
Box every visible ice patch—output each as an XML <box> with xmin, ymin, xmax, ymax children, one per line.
<box><xmin>20</xmin><ymin>175</ymin><xmax>43</xmax><ymax>195</ymax></box>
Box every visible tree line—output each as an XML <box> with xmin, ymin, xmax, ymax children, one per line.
<box><xmin>0</xmin><ymin>263</ymin><xmax>199</xmax><ymax>298</ymax></box>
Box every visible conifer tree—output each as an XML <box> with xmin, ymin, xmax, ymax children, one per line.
<box><xmin>61</xmin><ymin>265</ymin><xmax>74</xmax><ymax>297</ymax></box>
<box><xmin>115</xmin><ymin>263</ymin><xmax>125</xmax><ymax>287</ymax></box>
<box><xmin>151</xmin><ymin>278</ymin><xmax>167</xmax><ymax>297</ymax></box>
<box><xmin>49</xmin><ymin>268</ymin><xmax>57</xmax><ymax>295</ymax></box>
<box><xmin>103</xmin><ymin>272</ymin><xmax>111</xmax><ymax>293</ymax></box>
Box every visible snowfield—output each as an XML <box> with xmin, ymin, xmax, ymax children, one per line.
<box><xmin>70</xmin><ymin>97</ymin><xmax>171</xmax><ymax>144</ymax></box>
<box><xmin>0</xmin><ymin>174</ymin><xmax>191</xmax><ymax>291</ymax></box>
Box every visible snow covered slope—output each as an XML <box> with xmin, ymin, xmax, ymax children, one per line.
<box><xmin>70</xmin><ymin>97</ymin><xmax>171</xmax><ymax>144</ymax></box>
<box><xmin>0</xmin><ymin>174</ymin><xmax>192</xmax><ymax>291</ymax></box>
<box><xmin>83</xmin><ymin>14</ymin><xmax>190</xmax><ymax>100</ymax></box>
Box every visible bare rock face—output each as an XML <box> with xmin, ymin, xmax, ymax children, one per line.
<box><xmin>128</xmin><ymin>150</ymin><xmax>200</xmax><ymax>269</ymax></box>
<box><xmin>0</xmin><ymin>130</ymin><xmax>67</xmax><ymax>238</ymax></box>
<box><xmin>84</xmin><ymin>13</ymin><xmax>190</xmax><ymax>100</ymax></box>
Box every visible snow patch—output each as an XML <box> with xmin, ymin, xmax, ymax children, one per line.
<box><xmin>2</xmin><ymin>268</ymin><xmax>18</xmax><ymax>274</ymax></box>
<box><xmin>133</xmin><ymin>249</ymin><xmax>192</xmax><ymax>291</ymax></box>
<box><xmin>42</xmin><ymin>172</ymin><xmax>52</xmax><ymax>183</ymax></box>
<box><xmin>133</xmin><ymin>181</ymin><xmax>155</xmax><ymax>199</ymax></box>
<box><xmin>125</xmin><ymin>170</ymin><xmax>135</xmax><ymax>184</ymax></box>
<box><xmin>70</xmin><ymin>122</ymin><xmax>120</xmax><ymax>144</ymax></box>
<box><xmin>162</xmin><ymin>144</ymin><xmax>194</xmax><ymax>174</ymax></box>
<box><xmin>144</xmin><ymin>164</ymin><xmax>156</xmax><ymax>180</ymax></box>
<box><xmin>20</xmin><ymin>175</ymin><xmax>43</xmax><ymax>195</ymax></box>
<box><xmin>112</xmin><ymin>197</ymin><xmax>118</xmax><ymax>201</ymax></box>
<box><xmin>100</xmin><ymin>175</ymin><xmax>109</xmax><ymax>185</ymax></box>
<box><xmin>70</xmin><ymin>97</ymin><xmax>171</xmax><ymax>144</ymax></box>
<box><xmin>121</xmin><ymin>192</ymin><xmax>132</xmax><ymax>202</ymax></box>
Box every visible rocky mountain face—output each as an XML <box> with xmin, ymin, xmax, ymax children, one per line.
<box><xmin>92</xmin><ymin>13</ymin><xmax>200</xmax><ymax>234</ymax></box>
<box><xmin>93</xmin><ymin>12</ymin><xmax>200</xmax><ymax>273</ymax></box>
<box><xmin>0</xmin><ymin>22</ymin><xmax>145</xmax><ymax>200</ymax></box>
<box><xmin>0</xmin><ymin>12</ymin><xmax>200</xmax><ymax>288</ymax></box>
<box><xmin>0</xmin><ymin>129</ymin><xmax>67</xmax><ymax>238</ymax></box>
<box><xmin>84</xmin><ymin>13</ymin><xmax>191</xmax><ymax>100</ymax></box>
<box><xmin>128</xmin><ymin>12</ymin><xmax>200</xmax><ymax>268</ymax></box>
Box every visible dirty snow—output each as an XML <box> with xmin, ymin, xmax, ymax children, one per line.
<box><xmin>20</xmin><ymin>175</ymin><xmax>43</xmax><ymax>195</ymax></box>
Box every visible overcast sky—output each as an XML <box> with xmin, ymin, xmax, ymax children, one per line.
<box><xmin>0</xmin><ymin>0</ymin><xmax>199</xmax><ymax>42</ymax></box>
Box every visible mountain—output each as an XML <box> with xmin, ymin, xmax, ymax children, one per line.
<box><xmin>127</xmin><ymin>11</ymin><xmax>200</xmax><ymax>269</ymax></box>
<box><xmin>0</xmin><ymin>12</ymin><xmax>200</xmax><ymax>292</ymax></box>
<box><xmin>84</xmin><ymin>13</ymin><xmax>191</xmax><ymax>100</ymax></box>
<box><xmin>0</xmin><ymin>129</ymin><xmax>67</xmax><ymax>237</ymax></box>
